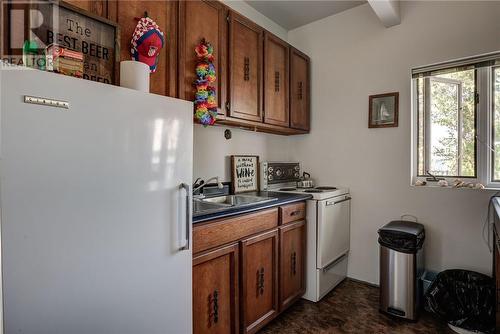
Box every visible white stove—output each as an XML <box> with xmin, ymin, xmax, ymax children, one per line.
<box><xmin>260</xmin><ymin>161</ymin><xmax>349</xmax><ymax>200</ymax></box>
<box><xmin>271</xmin><ymin>185</ymin><xmax>349</xmax><ymax>200</ymax></box>
<box><xmin>261</xmin><ymin>162</ymin><xmax>351</xmax><ymax>302</ymax></box>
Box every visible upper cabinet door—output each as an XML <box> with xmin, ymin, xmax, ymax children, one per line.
<box><xmin>263</xmin><ymin>33</ymin><xmax>289</xmax><ymax>127</ymax></box>
<box><xmin>63</xmin><ymin>0</ymin><xmax>108</xmax><ymax>18</ymax></box>
<box><xmin>228</xmin><ymin>11</ymin><xmax>263</xmax><ymax>122</ymax></box>
<box><xmin>178</xmin><ymin>0</ymin><xmax>227</xmax><ymax>114</ymax></box>
<box><xmin>115</xmin><ymin>1</ymin><xmax>177</xmax><ymax>96</ymax></box>
<box><xmin>290</xmin><ymin>48</ymin><xmax>310</xmax><ymax>131</ymax></box>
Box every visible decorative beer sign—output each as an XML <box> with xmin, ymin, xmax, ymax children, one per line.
<box><xmin>31</xmin><ymin>1</ymin><xmax>119</xmax><ymax>84</ymax></box>
<box><xmin>231</xmin><ymin>155</ymin><xmax>259</xmax><ymax>194</ymax></box>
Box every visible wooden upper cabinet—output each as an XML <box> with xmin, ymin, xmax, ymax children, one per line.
<box><xmin>263</xmin><ymin>32</ymin><xmax>289</xmax><ymax>127</ymax></box>
<box><xmin>111</xmin><ymin>1</ymin><xmax>177</xmax><ymax>96</ymax></box>
<box><xmin>228</xmin><ymin>11</ymin><xmax>263</xmax><ymax>122</ymax></box>
<box><xmin>240</xmin><ymin>230</ymin><xmax>278</xmax><ymax>334</ymax></box>
<box><xmin>62</xmin><ymin>0</ymin><xmax>109</xmax><ymax>18</ymax></box>
<box><xmin>279</xmin><ymin>220</ymin><xmax>306</xmax><ymax>311</ymax></box>
<box><xmin>178</xmin><ymin>0</ymin><xmax>227</xmax><ymax>114</ymax></box>
<box><xmin>193</xmin><ymin>243</ymin><xmax>239</xmax><ymax>334</ymax></box>
<box><xmin>290</xmin><ymin>47</ymin><xmax>310</xmax><ymax>131</ymax></box>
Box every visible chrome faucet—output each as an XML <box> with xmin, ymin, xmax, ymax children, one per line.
<box><xmin>193</xmin><ymin>176</ymin><xmax>223</xmax><ymax>198</ymax></box>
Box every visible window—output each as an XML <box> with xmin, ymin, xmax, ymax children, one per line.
<box><xmin>493</xmin><ymin>67</ymin><xmax>500</xmax><ymax>181</ymax></box>
<box><xmin>416</xmin><ymin>70</ymin><xmax>476</xmax><ymax>177</ymax></box>
<box><xmin>411</xmin><ymin>52</ymin><xmax>500</xmax><ymax>187</ymax></box>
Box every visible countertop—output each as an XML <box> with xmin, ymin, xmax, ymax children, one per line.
<box><xmin>193</xmin><ymin>191</ymin><xmax>312</xmax><ymax>224</ymax></box>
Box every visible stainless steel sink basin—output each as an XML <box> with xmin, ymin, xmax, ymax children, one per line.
<box><xmin>192</xmin><ymin>200</ymin><xmax>229</xmax><ymax>216</ymax></box>
<box><xmin>202</xmin><ymin>195</ymin><xmax>276</xmax><ymax>206</ymax></box>
<box><xmin>193</xmin><ymin>195</ymin><xmax>277</xmax><ymax>216</ymax></box>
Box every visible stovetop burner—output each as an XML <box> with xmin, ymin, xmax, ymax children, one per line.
<box><xmin>279</xmin><ymin>187</ymin><xmax>297</xmax><ymax>191</ymax></box>
<box><xmin>304</xmin><ymin>189</ymin><xmax>323</xmax><ymax>193</ymax></box>
<box><xmin>315</xmin><ymin>186</ymin><xmax>338</xmax><ymax>190</ymax></box>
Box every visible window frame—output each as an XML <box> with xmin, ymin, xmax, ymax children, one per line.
<box><xmin>422</xmin><ymin>76</ymin><xmax>471</xmax><ymax>178</ymax></box>
<box><xmin>488</xmin><ymin>66</ymin><xmax>499</xmax><ymax>186</ymax></box>
<box><xmin>411</xmin><ymin>65</ymin><xmax>494</xmax><ymax>187</ymax></box>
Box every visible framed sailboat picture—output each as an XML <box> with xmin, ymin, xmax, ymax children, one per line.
<box><xmin>368</xmin><ymin>92</ymin><xmax>399</xmax><ymax>128</ymax></box>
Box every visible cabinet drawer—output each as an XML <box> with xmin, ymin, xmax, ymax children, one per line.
<box><xmin>280</xmin><ymin>202</ymin><xmax>306</xmax><ymax>225</ymax></box>
<box><xmin>193</xmin><ymin>208</ymin><xmax>279</xmax><ymax>254</ymax></box>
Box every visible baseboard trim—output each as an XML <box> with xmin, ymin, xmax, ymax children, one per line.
<box><xmin>347</xmin><ymin>276</ymin><xmax>379</xmax><ymax>288</ymax></box>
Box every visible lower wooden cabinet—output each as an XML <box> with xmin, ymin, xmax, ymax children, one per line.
<box><xmin>279</xmin><ymin>220</ymin><xmax>306</xmax><ymax>310</ymax></box>
<box><xmin>193</xmin><ymin>243</ymin><xmax>239</xmax><ymax>334</ymax></box>
<box><xmin>240</xmin><ymin>230</ymin><xmax>279</xmax><ymax>334</ymax></box>
<box><xmin>193</xmin><ymin>202</ymin><xmax>306</xmax><ymax>333</ymax></box>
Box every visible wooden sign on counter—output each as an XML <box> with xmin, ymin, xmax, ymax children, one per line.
<box><xmin>231</xmin><ymin>155</ymin><xmax>259</xmax><ymax>193</ymax></box>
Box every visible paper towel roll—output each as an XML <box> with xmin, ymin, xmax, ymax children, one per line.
<box><xmin>120</xmin><ymin>61</ymin><xmax>150</xmax><ymax>92</ymax></box>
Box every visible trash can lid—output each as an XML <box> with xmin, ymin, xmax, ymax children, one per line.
<box><xmin>378</xmin><ymin>220</ymin><xmax>424</xmax><ymax>237</ymax></box>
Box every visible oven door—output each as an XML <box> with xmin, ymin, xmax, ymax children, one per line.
<box><xmin>317</xmin><ymin>194</ymin><xmax>351</xmax><ymax>269</ymax></box>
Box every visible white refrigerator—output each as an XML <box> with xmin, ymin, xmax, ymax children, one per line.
<box><xmin>0</xmin><ymin>68</ymin><xmax>193</xmax><ymax>334</ymax></box>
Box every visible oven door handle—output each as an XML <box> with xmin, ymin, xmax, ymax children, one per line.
<box><xmin>326</xmin><ymin>196</ymin><xmax>351</xmax><ymax>206</ymax></box>
<box><xmin>322</xmin><ymin>253</ymin><xmax>348</xmax><ymax>272</ymax></box>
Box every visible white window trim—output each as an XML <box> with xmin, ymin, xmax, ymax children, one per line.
<box><xmin>411</xmin><ymin>66</ymin><xmax>496</xmax><ymax>188</ymax></box>
<box><xmin>485</xmin><ymin>66</ymin><xmax>499</xmax><ymax>188</ymax></box>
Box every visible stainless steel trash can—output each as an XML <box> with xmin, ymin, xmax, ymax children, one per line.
<box><xmin>378</xmin><ymin>220</ymin><xmax>425</xmax><ymax>321</ymax></box>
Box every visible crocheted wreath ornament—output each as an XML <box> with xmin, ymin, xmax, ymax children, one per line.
<box><xmin>194</xmin><ymin>39</ymin><xmax>217</xmax><ymax>126</ymax></box>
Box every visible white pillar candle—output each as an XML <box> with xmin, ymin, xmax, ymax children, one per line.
<box><xmin>120</xmin><ymin>61</ymin><xmax>150</xmax><ymax>92</ymax></box>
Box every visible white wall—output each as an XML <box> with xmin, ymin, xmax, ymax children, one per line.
<box><xmin>193</xmin><ymin>124</ymin><xmax>290</xmax><ymax>181</ymax></box>
<box><xmin>287</xmin><ymin>1</ymin><xmax>500</xmax><ymax>284</ymax></box>
<box><xmin>193</xmin><ymin>1</ymin><xmax>290</xmax><ymax>182</ymax></box>
<box><xmin>221</xmin><ymin>0</ymin><xmax>288</xmax><ymax>40</ymax></box>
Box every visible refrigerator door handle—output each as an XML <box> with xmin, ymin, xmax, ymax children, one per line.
<box><xmin>179</xmin><ymin>183</ymin><xmax>191</xmax><ymax>251</ymax></box>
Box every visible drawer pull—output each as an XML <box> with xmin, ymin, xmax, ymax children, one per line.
<box><xmin>208</xmin><ymin>290</ymin><xmax>219</xmax><ymax>326</ymax></box>
<box><xmin>213</xmin><ymin>290</ymin><xmax>219</xmax><ymax>324</ymax></box>
<box><xmin>257</xmin><ymin>267</ymin><xmax>265</xmax><ymax>296</ymax></box>
<box><xmin>244</xmin><ymin>57</ymin><xmax>250</xmax><ymax>81</ymax></box>
<box><xmin>274</xmin><ymin>71</ymin><xmax>280</xmax><ymax>92</ymax></box>
<box><xmin>290</xmin><ymin>210</ymin><xmax>302</xmax><ymax>216</ymax></box>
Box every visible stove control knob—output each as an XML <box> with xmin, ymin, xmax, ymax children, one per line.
<box><xmin>294</xmin><ymin>165</ymin><xmax>300</xmax><ymax>171</ymax></box>
<box><xmin>294</xmin><ymin>172</ymin><xmax>300</xmax><ymax>178</ymax></box>
<box><xmin>268</xmin><ymin>167</ymin><xmax>274</xmax><ymax>173</ymax></box>
<box><xmin>275</xmin><ymin>169</ymin><xmax>282</xmax><ymax>177</ymax></box>
<box><xmin>268</xmin><ymin>175</ymin><xmax>273</xmax><ymax>181</ymax></box>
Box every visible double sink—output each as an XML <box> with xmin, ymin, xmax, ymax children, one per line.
<box><xmin>193</xmin><ymin>194</ymin><xmax>278</xmax><ymax>216</ymax></box>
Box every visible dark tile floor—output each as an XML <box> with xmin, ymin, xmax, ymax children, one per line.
<box><xmin>260</xmin><ymin>279</ymin><xmax>453</xmax><ymax>334</ymax></box>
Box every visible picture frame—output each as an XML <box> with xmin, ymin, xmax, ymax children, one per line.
<box><xmin>2</xmin><ymin>0</ymin><xmax>120</xmax><ymax>84</ymax></box>
<box><xmin>231</xmin><ymin>155</ymin><xmax>259</xmax><ymax>194</ymax></box>
<box><xmin>368</xmin><ymin>92</ymin><xmax>399</xmax><ymax>128</ymax></box>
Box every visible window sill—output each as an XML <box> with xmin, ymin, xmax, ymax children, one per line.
<box><xmin>410</xmin><ymin>183</ymin><xmax>500</xmax><ymax>191</ymax></box>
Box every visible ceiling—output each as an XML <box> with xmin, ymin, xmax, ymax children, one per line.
<box><xmin>245</xmin><ymin>0</ymin><xmax>366</xmax><ymax>30</ymax></box>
